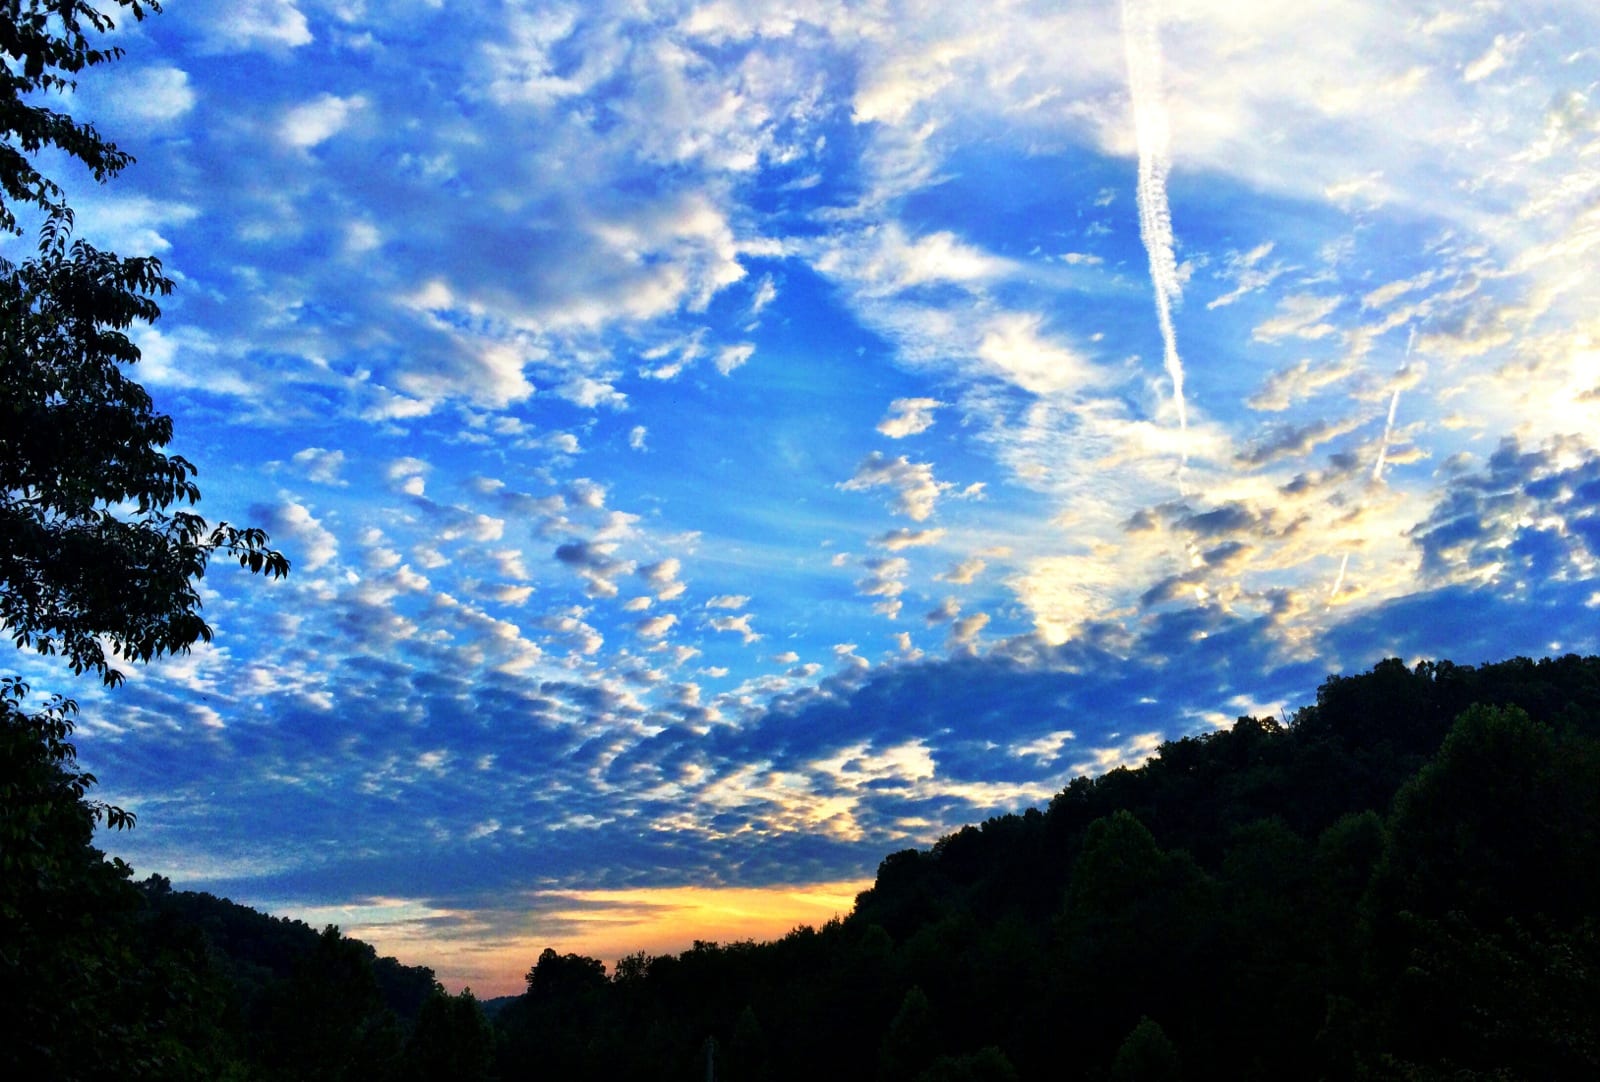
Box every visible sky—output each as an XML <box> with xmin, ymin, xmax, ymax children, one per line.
<box><xmin>10</xmin><ymin>0</ymin><xmax>1600</xmax><ymax>994</ymax></box>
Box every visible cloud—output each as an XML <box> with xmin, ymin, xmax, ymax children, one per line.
<box><xmin>639</xmin><ymin>558</ymin><xmax>687</xmax><ymax>601</ymax></box>
<box><xmin>709</xmin><ymin>614</ymin><xmax>761</xmax><ymax>645</ymax></box>
<box><xmin>1463</xmin><ymin>33</ymin><xmax>1521</xmax><ymax>83</ymax></box>
<box><xmin>839</xmin><ymin>453</ymin><xmax>949</xmax><ymax>522</ymax></box>
<box><xmin>99</xmin><ymin>66</ymin><xmax>196</xmax><ymax>124</ymax></box>
<box><xmin>1236</xmin><ymin>416</ymin><xmax>1362</xmax><ymax>467</ymax></box>
<box><xmin>555</xmin><ymin>541</ymin><xmax>634</xmax><ymax>599</ymax></box>
<box><xmin>1247</xmin><ymin>357</ymin><xmax>1359</xmax><ymax>411</ymax></box>
<box><xmin>817</xmin><ymin>224</ymin><xmax>1012</xmax><ymax>295</ymax></box>
<box><xmin>937</xmin><ymin>557</ymin><xmax>987</xmax><ymax>584</ymax></box>
<box><xmin>856</xmin><ymin>556</ymin><xmax>910</xmax><ymax>603</ymax></box>
<box><xmin>540</xmin><ymin>612</ymin><xmax>604</xmax><ymax>656</ymax></box>
<box><xmin>948</xmin><ymin>612</ymin><xmax>990</xmax><ymax>651</ymax></box>
<box><xmin>873</xmin><ymin>528</ymin><xmax>946</xmax><ymax>551</ymax></box>
<box><xmin>1252</xmin><ymin>295</ymin><xmax>1343</xmax><ymax>342</ymax></box>
<box><xmin>716</xmin><ymin>343</ymin><xmax>755</xmax><ymax>375</ymax></box>
<box><xmin>251</xmin><ymin>500</ymin><xmax>339</xmax><ymax>572</ymax></box>
<box><xmin>386</xmin><ymin>457</ymin><xmax>431</xmax><ymax>497</ymax></box>
<box><xmin>975</xmin><ymin>313</ymin><xmax>1098</xmax><ymax>396</ymax></box>
<box><xmin>877</xmin><ymin>397</ymin><xmax>944</xmax><ymax>439</ymax></box>
<box><xmin>636</xmin><ymin>614</ymin><xmax>679</xmax><ymax>640</ymax></box>
<box><xmin>291</xmin><ymin>447</ymin><xmax>348</xmax><ymax>486</ymax></box>
<box><xmin>279</xmin><ymin>94</ymin><xmax>367</xmax><ymax>148</ymax></box>
<box><xmin>1207</xmin><ymin>242</ymin><xmax>1287</xmax><ymax>310</ymax></box>
<box><xmin>193</xmin><ymin>0</ymin><xmax>312</xmax><ymax>51</ymax></box>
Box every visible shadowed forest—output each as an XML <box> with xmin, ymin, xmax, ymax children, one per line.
<box><xmin>7</xmin><ymin>653</ymin><xmax>1600</xmax><ymax>1079</ymax></box>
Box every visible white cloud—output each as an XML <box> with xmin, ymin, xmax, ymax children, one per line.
<box><xmin>105</xmin><ymin>66</ymin><xmax>196</xmax><ymax>123</ymax></box>
<box><xmin>937</xmin><ymin>557</ymin><xmax>987</xmax><ymax>584</ymax></box>
<box><xmin>636</xmin><ymin>613</ymin><xmax>679</xmax><ymax>640</ymax></box>
<box><xmin>839</xmin><ymin>453</ymin><xmax>949</xmax><ymax>522</ymax></box>
<box><xmin>279</xmin><ymin>94</ymin><xmax>366</xmax><ymax>148</ymax></box>
<box><xmin>194</xmin><ymin>0</ymin><xmax>312</xmax><ymax>51</ymax></box>
<box><xmin>873</xmin><ymin>528</ymin><xmax>946</xmax><ymax>551</ymax></box>
<box><xmin>819</xmin><ymin>223</ymin><xmax>1011</xmax><ymax>295</ymax></box>
<box><xmin>639</xmin><ymin>558</ymin><xmax>686</xmax><ymax>601</ymax></box>
<box><xmin>1207</xmin><ymin>242</ymin><xmax>1287</xmax><ymax>310</ymax></box>
<box><xmin>975</xmin><ymin>313</ymin><xmax>1098</xmax><ymax>396</ymax></box>
<box><xmin>260</xmin><ymin>500</ymin><xmax>338</xmax><ymax>572</ymax></box>
<box><xmin>876</xmin><ymin>397</ymin><xmax>944</xmax><ymax>439</ymax></box>
<box><xmin>709</xmin><ymin>613</ymin><xmax>761</xmax><ymax>644</ymax></box>
<box><xmin>1463</xmin><ymin>33</ymin><xmax>1521</xmax><ymax>83</ymax></box>
<box><xmin>386</xmin><ymin>457</ymin><xmax>432</xmax><ymax>496</ymax></box>
<box><xmin>716</xmin><ymin>343</ymin><xmax>755</xmax><ymax>375</ymax></box>
<box><xmin>1252</xmin><ymin>295</ymin><xmax>1343</xmax><ymax>343</ymax></box>
<box><xmin>1247</xmin><ymin>356</ymin><xmax>1359</xmax><ymax>411</ymax></box>
<box><xmin>291</xmin><ymin>447</ymin><xmax>347</xmax><ymax>486</ymax></box>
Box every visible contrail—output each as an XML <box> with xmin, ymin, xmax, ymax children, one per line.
<box><xmin>1371</xmin><ymin>326</ymin><xmax>1414</xmax><ymax>483</ymax></box>
<box><xmin>1328</xmin><ymin>552</ymin><xmax>1351</xmax><ymax>605</ymax></box>
<box><xmin>1121</xmin><ymin>0</ymin><xmax>1188</xmax><ymax>467</ymax></box>
<box><xmin>1329</xmin><ymin>327</ymin><xmax>1417</xmax><ymax>608</ymax></box>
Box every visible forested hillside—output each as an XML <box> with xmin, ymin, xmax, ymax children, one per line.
<box><xmin>7</xmin><ymin>654</ymin><xmax>1600</xmax><ymax>1079</ymax></box>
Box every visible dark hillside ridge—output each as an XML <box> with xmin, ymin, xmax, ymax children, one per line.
<box><xmin>138</xmin><ymin>879</ymin><xmax>439</xmax><ymax>1025</ymax></box>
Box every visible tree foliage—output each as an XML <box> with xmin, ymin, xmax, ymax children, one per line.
<box><xmin>2</xmin><ymin>0</ymin><xmax>287</xmax><ymax>686</ymax></box>
<box><xmin>0</xmin><ymin>1</ymin><xmax>164</xmax><ymax>232</ymax></box>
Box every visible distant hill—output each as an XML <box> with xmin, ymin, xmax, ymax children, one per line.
<box><xmin>138</xmin><ymin>880</ymin><xmax>439</xmax><ymax>1025</ymax></box>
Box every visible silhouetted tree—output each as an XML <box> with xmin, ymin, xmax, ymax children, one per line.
<box><xmin>878</xmin><ymin>986</ymin><xmax>936</xmax><ymax>1082</ymax></box>
<box><xmin>0</xmin><ymin>680</ymin><xmax>234</xmax><ymax>1079</ymax></box>
<box><xmin>406</xmin><ymin>986</ymin><xmax>495</xmax><ymax>1082</ymax></box>
<box><xmin>1110</xmin><ymin>1017</ymin><xmax>1181</xmax><ymax>1082</ymax></box>
<box><xmin>916</xmin><ymin>1046</ymin><xmax>1017</xmax><ymax>1082</ymax></box>
<box><xmin>262</xmin><ymin>925</ymin><xmax>402</xmax><ymax>1081</ymax></box>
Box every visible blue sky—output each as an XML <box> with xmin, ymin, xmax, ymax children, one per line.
<box><xmin>12</xmin><ymin>0</ymin><xmax>1600</xmax><ymax>992</ymax></box>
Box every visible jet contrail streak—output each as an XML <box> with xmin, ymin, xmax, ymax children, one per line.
<box><xmin>1371</xmin><ymin>326</ymin><xmax>1414</xmax><ymax>483</ymax></box>
<box><xmin>1329</xmin><ymin>327</ymin><xmax>1418</xmax><ymax>609</ymax></box>
<box><xmin>1121</xmin><ymin>0</ymin><xmax>1188</xmax><ymax>466</ymax></box>
<box><xmin>1371</xmin><ymin>387</ymin><xmax>1402</xmax><ymax>481</ymax></box>
<box><xmin>1328</xmin><ymin>552</ymin><xmax>1352</xmax><ymax>605</ymax></box>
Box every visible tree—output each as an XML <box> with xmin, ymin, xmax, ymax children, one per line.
<box><xmin>878</xmin><ymin>986</ymin><xmax>936</xmax><ymax>1082</ymax></box>
<box><xmin>2</xmin><ymin>0</ymin><xmax>287</xmax><ymax>687</ymax></box>
<box><xmin>405</xmin><ymin>987</ymin><xmax>495</xmax><ymax>1082</ymax></box>
<box><xmin>1110</xmin><ymin>1018</ymin><xmax>1181</xmax><ymax>1082</ymax></box>
<box><xmin>0</xmin><ymin>679</ymin><xmax>230</xmax><ymax>1079</ymax></box>
<box><xmin>254</xmin><ymin>925</ymin><xmax>403</xmax><ymax>1081</ymax></box>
